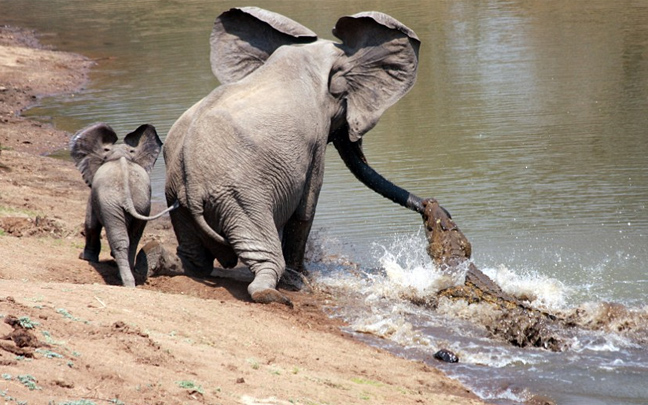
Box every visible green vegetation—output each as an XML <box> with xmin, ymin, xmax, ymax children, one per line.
<box><xmin>175</xmin><ymin>380</ymin><xmax>204</xmax><ymax>394</ymax></box>
<box><xmin>56</xmin><ymin>308</ymin><xmax>84</xmax><ymax>322</ymax></box>
<box><xmin>41</xmin><ymin>330</ymin><xmax>66</xmax><ymax>345</ymax></box>
<box><xmin>35</xmin><ymin>348</ymin><xmax>64</xmax><ymax>358</ymax></box>
<box><xmin>246</xmin><ymin>358</ymin><xmax>260</xmax><ymax>370</ymax></box>
<box><xmin>0</xmin><ymin>205</ymin><xmax>39</xmax><ymax>217</ymax></box>
<box><xmin>17</xmin><ymin>316</ymin><xmax>39</xmax><ymax>329</ymax></box>
<box><xmin>16</xmin><ymin>374</ymin><xmax>41</xmax><ymax>391</ymax></box>
<box><xmin>350</xmin><ymin>377</ymin><xmax>383</xmax><ymax>387</ymax></box>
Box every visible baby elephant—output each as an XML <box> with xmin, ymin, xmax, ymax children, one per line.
<box><xmin>70</xmin><ymin>123</ymin><xmax>176</xmax><ymax>287</ymax></box>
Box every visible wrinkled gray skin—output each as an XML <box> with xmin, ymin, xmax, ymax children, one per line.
<box><xmin>162</xmin><ymin>7</ymin><xmax>424</xmax><ymax>304</ymax></box>
<box><xmin>70</xmin><ymin>123</ymin><xmax>175</xmax><ymax>287</ymax></box>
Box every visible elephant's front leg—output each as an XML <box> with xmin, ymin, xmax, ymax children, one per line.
<box><xmin>80</xmin><ymin>197</ymin><xmax>102</xmax><ymax>263</ymax></box>
<box><xmin>281</xmin><ymin>147</ymin><xmax>325</xmax><ymax>287</ymax></box>
<box><xmin>280</xmin><ymin>217</ymin><xmax>314</xmax><ymax>293</ymax></box>
<box><xmin>282</xmin><ymin>218</ymin><xmax>313</xmax><ymax>273</ymax></box>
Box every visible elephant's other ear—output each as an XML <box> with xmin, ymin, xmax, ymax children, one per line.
<box><xmin>123</xmin><ymin>124</ymin><xmax>162</xmax><ymax>173</ymax></box>
<box><xmin>69</xmin><ymin>123</ymin><xmax>118</xmax><ymax>187</ymax></box>
<box><xmin>331</xmin><ymin>12</ymin><xmax>420</xmax><ymax>142</ymax></box>
<box><xmin>210</xmin><ymin>7</ymin><xmax>318</xmax><ymax>84</ymax></box>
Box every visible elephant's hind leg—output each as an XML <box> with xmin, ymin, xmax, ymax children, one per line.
<box><xmin>80</xmin><ymin>198</ymin><xmax>102</xmax><ymax>262</ymax></box>
<box><xmin>226</xmin><ymin>212</ymin><xmax>292</xmax><ymax>306</ymax></box>
<box><xmin>171</xmin><ymin>205</ymin><xmax>216</xmax><ymax>277</ymax></box>
<box><xmin>208</xmin><ymin>242</ymin><xmax>239</xmax><ymax>269</ymax></box>
<box><xmin>128</xmin><ymin>218</ymin><xmax>147</xmax><ymax>285</ymax></box>
<box><xmin>103</xmin><ymin>223</ymin><xmax>136</xmax><ymax>287</ymax></box>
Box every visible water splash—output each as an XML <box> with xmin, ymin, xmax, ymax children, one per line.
<box><xmin>370</xmin><ymin>240</ymin><xmax>466</xmax><ymax>304</ymax></box>
<box><xmin>349</xmin><ymin>313</ymin><xmax>432</xmax><ymax>347</ymax></box>
<box><xmin>308</xmin><ymin>230</ymin><xmax>648</xmax><ymax>405</ymax></box>
<box><xmin>481</xmin><ymin>265</ymin><xmax>569</xmax><ymax>310</ymax></box>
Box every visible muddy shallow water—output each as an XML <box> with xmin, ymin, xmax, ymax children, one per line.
<box><xmin>2</xmin><ymin>0</ymin><xmax>647</xmax><ymax>403</ymax></box>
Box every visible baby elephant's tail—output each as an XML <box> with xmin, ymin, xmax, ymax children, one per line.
<box><xmin>120</xmin><ymin>157</ymin><xmax>178</xmax><ymax>221</ymax></box>
<box><xmin>126</xmin><ymin>199</ymin><xmax>180</xmax><ymax>221</ymax></box>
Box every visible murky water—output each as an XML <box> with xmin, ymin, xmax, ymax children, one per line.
<box><xmin>2</xmin><ymin>0</ymin><xmax>647</xmax><ymax>403</ymax></box>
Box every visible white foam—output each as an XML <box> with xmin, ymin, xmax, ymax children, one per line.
<box><xmin>350</xmin><ymin>314</ymin><xmax>432</xmax><ymax>347</ymax></box>
<box><xmin>316</xmin><ymin>232</ymin><xmax>465</xmax><ymax>302</ymax></box>
<box><xmin>475</xmin><ymin>387</ymin><xmax>530</xmax><ymax>403</ymax></box>
<box><xmin>312</xmin><ymin>230</ymin><xmax>648</xmax><ymax>356</ymax></box>
<box><xmin>482</xmin><ymin>264</ymin><xmax>569</xmax><ymax>310</ymax></box>
<box><xmin>309</xmin><ymin>230</ymin><xmax>648</xmax><ymax>405</ymax></box>
<box><xmin>374</xmin><ymin>254</ymin><xmax>462</xmax><ymax>299</ymax></box>
<box><xmin>435</xmin><ymin>296</ymin><xmax>501</xmax><ymax>322</ymax></box>
<box><xmin>443</xmin><ymin>341</ymin><xmax>540</xmax><ymax>368</ymax></box>
<box><xmin>373</xmin><ymin>233</ymin><xmax>571</xmax><ymax>312</ymax></box>
<box><xmin>369</xmin><ymin>233</ymin><xmax>466</xmax><ymax>298</ymax></box>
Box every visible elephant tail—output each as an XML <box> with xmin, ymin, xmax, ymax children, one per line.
<box><xmin>121</xmin><ymin>157</ymin><xmax>179</xmax><ymax>221</ymax></box>
<box><xmin>181</xmin><ymin>162</ymin><xmax>230</xmax><ymax>246</ymax></box>
<box><xmin>192</xmin><ymin>213</ymin><xmax>230</xmax><ymax>246</ymax></box>
<box><xmin>126</xmin><ymin>200</ymin><xmax>180</xmax><ymax>221</ymax></box>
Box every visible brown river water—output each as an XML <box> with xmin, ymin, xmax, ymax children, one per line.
<box><xmin>2</xmin><ymin>1</ymin><xmax>647</xmax><ymax>403</ymax></box>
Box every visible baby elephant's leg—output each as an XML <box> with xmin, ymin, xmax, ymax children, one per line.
<box><xmin>128</xmin><ymin>218</ymin><xmax>147</xmax><ymax>284</ymax></box>
<box><xmin>80</xmin><ymin>197</ymin><xmax>102</xmax><ymax>262</ymax></box>
<box><xmin>103</xmin><ymin>222</ymin><xmax>136</xmax><ymax>287</ymax></box>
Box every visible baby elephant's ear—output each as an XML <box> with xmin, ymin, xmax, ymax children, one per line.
<box><xmin>70</xmin><ymin>122</ymin><xmax>118</xmax><ymax>187</ymax></box>
<box><xmin>123</xmin><ymin>124</ymin><xmax>162</xmax><ymax>173</ymax></box>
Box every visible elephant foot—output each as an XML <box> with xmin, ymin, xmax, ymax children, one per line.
<box><xmin>278</xmin><ymin>267</ymin><xmax>313</xmax><ymax>292</ymax></box>
<box><xmin>79</xmin><ymin>250</ymin><xmax>99</xmax><ymax>263</ymax></box>
<box><xmin>248</xmin><ymin>270</ymin><xmax>293</xmax><ymax>307</ymax></box>
<box><xmin>251</xmin><ymin>289</ymin><xmax>293</xmax><ymax>307</ymax></box>
<box><xmin>120</xmin><ymin>274</ymin><xmax>136</xmax><ymax>288</ymax></box>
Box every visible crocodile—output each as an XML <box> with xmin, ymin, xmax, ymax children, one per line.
<box><xmin>420</xmin><ymin>199</ymin><xmax>566</xmax><ymax>351</ymax></box>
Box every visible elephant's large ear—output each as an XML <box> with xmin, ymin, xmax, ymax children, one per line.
<box><xmin>123</xmin><ymin>124</ymin><xmax>162</xmax><ymax>173</ymax></box>
<box><xmin>210</xmin><ymin>7</ymin><xmax>318</xmax><ymax>84</ymax></box>
<box><xmin>69</xmin><ymin>123</ymin><xmax>118</xmax><ymax>187</ymax></box>
<box><xmin>330</xmin><ymin>12</ymin><xmax>420</xmax><ymax>142</ymax></box>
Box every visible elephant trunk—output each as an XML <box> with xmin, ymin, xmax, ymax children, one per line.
<box><xmin>332</xmin><ymin>129</ymin><xmax>425</xmax><ymax>214</ymax></box>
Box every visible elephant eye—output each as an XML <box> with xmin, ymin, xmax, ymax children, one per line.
<box><xmin>103</xmin><ymin>147</ymin><xmax>110</xmax><ymax>152</ymax></box>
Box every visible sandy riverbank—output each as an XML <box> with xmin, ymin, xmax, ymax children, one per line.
<box><xmin>0</xmin><ymin>26</ymin><xmax>486</xmax><ymax>405</ymax></box>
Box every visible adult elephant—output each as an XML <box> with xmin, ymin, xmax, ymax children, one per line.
<box><xmin>157</xmin><ymin>7</ymin><xmax>426</xmax><ymax>304</ymax></box>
